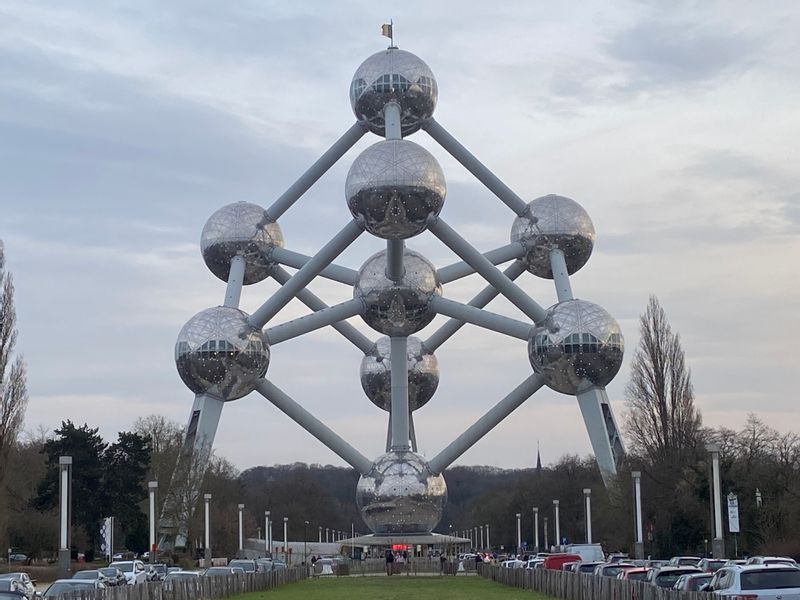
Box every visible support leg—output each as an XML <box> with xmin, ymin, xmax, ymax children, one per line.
<box><xmin>575</xmin><ymin>386</ymin><xmax>625</xmax><ymax>486</ymax></box>
<box><xmin>409</xmin><ymin>411</ymin><xmax>418</xmax><ymax>452</ymax></box>
<box><xmin>390</xmin><ymin>336</ymin><xmax>410</xmax><ymax>451</ymax></box>
<box><xmin>224</xmin><ymin>255</ymin><xmax>246</xmax><ymax>308</ymax></box>
<box><xmin>549</xmin><ymin>249</ymin><xmax>573</xmax><ymax>303</ymax></box>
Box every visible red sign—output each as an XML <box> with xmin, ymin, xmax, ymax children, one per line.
<box><xmin>391</xmin><ymin>544</ymin><xmax>410</xmax><ymax>551</ymax></box>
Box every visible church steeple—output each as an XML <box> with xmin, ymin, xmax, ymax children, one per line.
<box><xmin>536</xmin><ymin>441</ymin><xmax>542</xmax><ymax>476</ymax></box>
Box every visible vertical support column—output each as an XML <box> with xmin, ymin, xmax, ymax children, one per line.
<box><xmin>204</xmin><ymin>494</ymin><xmax>212</xmax><ymax>565</ymax></box>
<box><xmin>707</xmin><ymin>443</ymin><xmax>725</xmax><ymax>558</ymax></box>
<box><xmin>544</xmin><ymin>516</ymin><xmax>549</xmax><ymax>550</ymax></box>
<box><xmin>473</xmin><ymin>527</ymin><xmax>478</xmax><ymax>549</ymax></box>
<box><xmin>326</xmin><ymin>528</ymin><xmax>329</xmax><ymax>543</ymax></box>
<box><xmin>553</xmin><ymin>500</ymin><xmax>561</xmax><ymax>550</ymax></box>
<box><xmin>533</xmin><ymin>507</ymin><xmax>539</xmax><ymax>553</ymax></box>
<box><xmin>148</xmin><ymin>481</ymin><xmax>158</xmax><ymax>563</ymax></box>
<box><xmin>283</xmin><ymin>517</ymin><xmax>289</xmax><ymax>563</ymax></box>
<box><xmin>515</xmin><ymin>513</ymin><xmax>522</xmax><ymax>555</ymax></box>
<box><xmin>58</xmin><ymin>456</ymin><xmax>72</xmax><ymax>579</ymax></box>
<box><xmin>632</xmin><ymin>471</ymin><xmax>644</xmax><ymax>559</ymax></box>
<box><xmin>318</xmin><ymin>526</ymin><xmax>322</xmax><ymax>543</ymax></box>
<box><xmin>390</xmin><ymin>336</ymin><xmax>410</xmax><ymax>451</ymax></box>
<box><xmin>584</xmin><ymin>489</ymin><xmax>592</xmax><ymax>544</ymax></box>
<box><xmin>575</xmin><ymin>387</ymin><xmax>623</xmax><ymax>486</ymax></box>
<box><xmin>486</xmin><ymin>524</ymin><xmax>490</xmax><ymax>552</ymax></box>
<box><xmin>224</xmin><ymin>255</ymin><xmax>246</xmax><ymax>308</ymax></box>
<box><xmin>549</xmin><ymin>249</ymin><xmax>573</xmax><ymax>303</ymax></box>
<box><xmin>386</xmin><ymin>240</ymin><xmax>405</xmax><ymax>281</ymax></box>
<box><xmin>265</xmin><ymin>511</ymin><xmax>270</xmax><ymax>556</ymax></box>
<box><xmin>384</xmin><ymin>102</ymin><xmax>402</xmax><ymax>140</ymax></box>
<box><xmin>238</xmin><ymin>504</ymin><xmax>245</xmax><ymax>556</ymax></box>
<box><xmin>479</xmin><ymin>525</ymin><xmax>484</xmax><ymax>550</ymax></box>
<box><xmin>268</xmin><ymin>521</ymin><xmax>273</xmax><ymax>556</ymax></box>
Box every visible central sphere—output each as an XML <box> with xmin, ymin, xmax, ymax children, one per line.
<box><xmin>350</xmin><ymin>48</ymin><xmax>438</xmax><ymax>136</ymax></box>
<box><xmin>346</xmin><ymin>139</ymin><xmax>446</xmax><ymax>239</ymax></box>
<box><xmin>354</xmin><ymin>249</ymin><xmax>441</xmax><ymax>336</ymax></box>
<box><xmin>360</xmin><ymin>336</ymin><xmax>439</xmax><ymax>412</ymax></box>
<box><xmin>511</xmin><ymin>194</ymin><xmax>595</xmax><ymax>279</ymax></box>
<box><xmin>201</xmin><ymin>202</ymin><xmax>284</xmax><ymax>284</ymax></box>
<box><xmin>528</xmin><ymin>299</ymin><xmax>623</xmax><ymax>395</ymax></box>
<box><xmin>356</xmin><ymin>451</ymin><xmax>447</xmax><ymax>535</ymax></box>
<box><xmin>175</xmin><ymin>306</ymin><xmax>269</xmax><ymax>401</ymax></box>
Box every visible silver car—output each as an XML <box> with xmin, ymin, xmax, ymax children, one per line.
<box><xmin>708</xmin><ymin>565</ymin><xmax>800</xmax><ymax>599</ymax></box>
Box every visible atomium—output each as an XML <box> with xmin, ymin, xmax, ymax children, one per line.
<box><xmin>356</xmin><ymin>450</ymin><xmax>447</xmax><ymax>535</ymax></box>
<box><xmin>350</xmin><ymin>48</ymin><xmax>438</xmax><ymax>136</ymax></box>
<box><xmin>528</xmin><ymin>299</ymin><xmax>624</xmax><ymax>395</ymax></box>
<box><xmin>201</xmin><ymin>202</ymin><xmax>284</xmax><ymax>284</ymax></box>
<box><xmin>354</xmin><ymin>249</ymin><xmax>441</xmax><ymax>336</ymax></box>
<box><xmin>175</xmin><ymin>306</ymin><xmax>270</xmax><ymax>401</ymax></box>
<box><xmin>361</xmin><ymin>336</ymin><xmax>439</xmax><ymax>412</ymax></box>
<box><xmin>511</xmin><ymin>194</ymin><xmax>595</xmax><ymax>278</ymax></box>
<box><xmin>346</xmin><ymin>139</ymin><xmax>446</xmax><ymax>239</ymax></box>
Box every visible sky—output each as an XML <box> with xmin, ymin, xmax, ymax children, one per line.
<box><xmin>1</xmin><ymin>1</ymin><xmax>799</xmax><ymax>473</ymax></box>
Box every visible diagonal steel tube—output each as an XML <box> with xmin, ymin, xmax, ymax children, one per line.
<box><xmin>270</xmin><ymin>266</ymin><xmax>374</xmax><ymax>354</ymax></box>
<box><xmin>423</xmin><ymin>118</ymin><xmax>528</xmax><ymax>216</ymax></box>
<box><xmin>430</xmin><ymin>296</ymin><xmax>532</xmax><ymax>341</ymax></box>
<box><xmin>265</xmin><ymin>298</ymin><xmax>365</xmax><ymax>345</ymax></box>
<box><xmin>426</xmin><ymin>261</ymin><xmax>527</xmax><ymax>352</ymax></box>
<box><xmin>248</xmin><ymin>220</ymin><xmax>364</xmax><ymax>329</ymax></box>
<box><xmin>437</xmin><ymin>242</ymin><xmax>525</xmax><ymax>284</ymax></box>
<box><xmin>427</xmin><ymin>374</ymin><xmax>544</xmax><ymax>474</ymax></box>
<box><xmin>428</xmin><ymin>217</ymin><xmax>548</xmax><ymax>323</ymax></box>
<box><xmin>255</xmin><ymin>379</ymin><xmax>373</xmax><ymax>475</ymax></box>
<box><xmin>271</xmin><ymin>247</ymin><xmax>358</xmax><ymax>286</ymax></box>
<box><xmin>266</xmin><ymin>122</ymin><xmax>367</xmax><ymax>220</ymax></box>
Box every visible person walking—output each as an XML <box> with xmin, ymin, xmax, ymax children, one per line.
<box><xmin>385</xmin><ymin>549</ymin><xmax>394</xmax><ymax>576</ymax></box>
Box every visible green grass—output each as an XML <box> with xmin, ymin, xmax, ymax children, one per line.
<box><xmin>240</xmin><ymin>576</ymin><xmax>550</xmax><ymax>599</ymax></box>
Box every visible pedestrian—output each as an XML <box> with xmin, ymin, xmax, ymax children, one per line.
<box><xmin>385</xmin><ymin>549</ymin><xmax>394</xmax><ymax>576</ymax></box>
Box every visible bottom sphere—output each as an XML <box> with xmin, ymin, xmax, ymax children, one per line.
<box><xmin>356</xmin><ymin>451</ymin><xmax>447</xmax><ymax>535</ymax></box>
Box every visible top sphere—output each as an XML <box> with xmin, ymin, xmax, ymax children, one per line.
<box><xmin>510</xmin><ymin>194</ymin><xmax>595</xmax><ymax>279</ymax></box>
<box><xmin>201</xmin><ymin>202</ymin><xmax>284</xmax><ymax>285</ymax></box>
<box><xmin>350</xmin><ymin>48</ymin><xmax>438</xmax><ymax>136</ymax></box>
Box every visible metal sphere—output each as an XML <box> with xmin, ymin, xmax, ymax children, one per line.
<box><xmin>201</xmin><ymin>202</ymin><xmax>284</xmax><ymax>284</ymax></box>
<box><xmin>528</xmin><ymin>299</ymin><xmax>624</xmax><ymax>395</ymax></box>
<box><xmin>354</xmin><ymin>249</ymin><xmax>441</xmax><ymax>336</ymax></box>
<box><xmin>346</xmin><ymin>140</ymin><xmax>446</xmax><ymax>239</ymax></box>
<box><xmin>175</xmin><ymin>306</ymin><xmax>269</xmax><ymax>401</ymax></box>
<box><xmin>350</xmin><ymin>48</ymin><xmax>438</xmax><ymax>136</ymax></box>
<box><xmin>360</xmin><ymin>336</ymin><xmax>439</xmax><ymax>412</ymax></box>
<box><xmin>356</xmin><ymin>451</ymin><xmax>447</xmax><ymax>535</ymax></box>
<box><xmin>510</xmin><ymin>194</ymin><xmax>595</xmax><ymax>278</ymax></box>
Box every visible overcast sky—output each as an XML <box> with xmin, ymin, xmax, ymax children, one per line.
<box><xmin>1</xmin><ymin>1</ymin><xmax>799</xmax><ymax>473</ymax></box>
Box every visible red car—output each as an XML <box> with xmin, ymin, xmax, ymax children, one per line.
<box><xmin>543</xmin><ymin>554</ymin><xmax>582</xmax><ymax>570</ymax></box>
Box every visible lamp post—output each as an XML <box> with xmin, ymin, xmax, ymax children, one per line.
<box><xmin>583</xmin><ymin>489</ymin><xmax>592</xmax><ymax>544</ymax></box>
<box><xmin>204</xmin><ymin>494</ymin><xmax>212</xmax><ymax>566</ymax></box>
<box><xmin>479</xmin><ymin>524</ymin><xmax>484</xmax><ymax>550</ymax></box>
<box><xmin>706</xmin><ymin>443</ymin><xmax>725</xmax><ymax>558</ymax></box>
<box><xmin>283</xmin><ymin>517</ymin><xmax>289</xmax><ymax>563</ymax></box>
<box><xmin>474</xmin><ymin>526</ymin><xmax>478</xmax><ymax>550</ymax></box>
<box><xmin>533</xmin><ymin>507</ymin><xmax>539</xmax><ymax>553</ymax></box>
<box><xmin>265</xmin><ymin>511</ymin><xmax>270</xmax><ymax>556</ymax></box>
<box><xmin>304</xmin><ymin>521</ymin><xmax>309</xmax><ymax>565</ymax></box>
<box><xmin>631</xmin><ymin>471</ymin><xmax>644</xmax><ymax>559</ymax></box>
<box><xmin>515</xmin><ymin>513</ymin><xmax>522</xmax><ymax>556</ymax></box>
<box><xmin>58</xmin><ymin>456</ymin><xmax>72</xmax><ymax>579</ymax></box>
<box><xmin>326</xmin><ymin>527</ymin><xmax>329</xmax><ymax>543</ymax></box>
<box><xmin>148</xmin><ymin>481</ymin><xmax>158</xmax><ymax>563</ymax></box>
<box><xmin>238</xmin><ymin>504</ymin><xmax>245</xmax><ymax>556</ymax></box>
<box><xmin>553</xmin><ymin>500</ymin><xmax>561</xmax><ymax>549</ymax></box>
<box><xmin>543</xmin><ymin>516</ymin><xmax>549</xmax><ymax>550</ymax></box>
<box><xmin>318</xmin><ymin>526</ymin><xmax>322</xmax><ymax>543</ymax></box>
<box><xmin>485</xmin><ymin>524</ymin><xmax>490</xmax><ymax>553</ymax></box>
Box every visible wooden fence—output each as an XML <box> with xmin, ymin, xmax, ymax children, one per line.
<box><xmin>479</xmin><ymin>565</ymin><xmax>707</xmax><ymax>600</ymax></box>
<box><xmin>59</xmin><ymin>568</ymin><xmax>307</xmax><ymax>600</ymax></box>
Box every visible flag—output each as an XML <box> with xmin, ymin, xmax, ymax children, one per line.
<box><xmin>381</xmin><ymin>23</ymin><xmax>393</xmax><ymax>39</ymax></box>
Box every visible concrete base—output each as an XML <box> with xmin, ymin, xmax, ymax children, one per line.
<box><xmin>712</xmin><ymin>538</ymin><xmax>726</xmax><ymax>559</ymax></box>
<box><xmin>58</xmin><ymin>549</ymin><xmax>71</xmax><ymax>579</ymax></box>
<box><xmin>634</xmin><ymin>541</ymin><xmax>644</xmax><ymax>560</ymax></box>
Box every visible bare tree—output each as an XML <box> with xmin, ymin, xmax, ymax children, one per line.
<box><xmin>0</xmin><ymin>241</ymin><xmax>28</xmax><ymax>474</ymax></box>
<box><xmin>625</xmin><ymin>295</ymin><xmax>701</xmax><ymax>467</ymax></box>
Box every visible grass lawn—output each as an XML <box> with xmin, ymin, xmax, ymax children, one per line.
<box><xmin>241</xmin><ymin>576</ymin><xmax>550</xmax><ymax>599</ymax></box>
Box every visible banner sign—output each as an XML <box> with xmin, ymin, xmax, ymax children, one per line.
<box><xmin>727</xmin><ymin>493</ymin><xmax>740</xmax><ymax>533</ymax></box>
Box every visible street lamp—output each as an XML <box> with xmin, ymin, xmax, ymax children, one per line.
<box><xmin>148</xmin><ymin>482</ymin><xmax>158</xmax><ymax>563</ymax></box>
<box><xmin>304</xmin><ymin>521</ymin><xmax>309</xmax><ymax>565</ymax></box>
<box><xmin>485</xmin><ymin>524</ymin><xmax>490</xmax><ymax>552</ymax></box>
<box><xmin>238</xmin><ymin>504</ymin><xmax>245</xmax><ymax>556</ymax></box>
<box><xmin>706</xmin><ymin>443</ymin><xmax>725</xmax><ymax>558</ymax></box>
<box><xmin>204</xmin><ymin>494</ymin><xmax>212</xmax><ymax>566</ymax></box>
<box><xmin>583</xmin><ymin>489</ymin><xmax>592</xmax><ymax>544</ymax></box>
<box><xmin>515</xmin><ymin>513</ymin><xmax>522</xmax><ymax>555</ymax></box>
<box><xmin>553</xmin><ymin>500</ymin><xmax>561</xmax><ymax>549</ymax></box>
<box><xmin>631</xmin><ymin>471</ymin><xmax>644</xmax><ymax>559</ymax></box>
<box><xmin>533</xmin><ymin>507</ymin><xmax>539</xmax><ymax>553</ymax></box>
<box><xmin>58</xmin><ymin>456</ymin><xmax>72</xmax><ymax>579</ymax></box>
<box><xmin>265</xmin><ymin>511</ymin><xmax>270</xmax><ymax>556</ymax></box>
<box><xmin>283</xmin><ymin>517</ymin><xmax>289</xmax><ymax>563</ymax></box>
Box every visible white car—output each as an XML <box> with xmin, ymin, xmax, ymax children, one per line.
<box><xmin>746</xmin><ymin>557</ymin><xmax>798</xmax><ymax>567</ymax></box>
<box><xmin>109</xmin><ymin>560</ymin><xmax>147</xmax><ymax>585</ymax></box>
<box><xmin>501</xmin><ymin>559</ymin><xmax>526</xmax><ymax>569</ymax></box>
<box><xmin>707</xmin><ymin>565</ymin><xmax>800</xmax><ymax>599</ymax></box>
<box><xmin>0</xmin><ymin>574</ymin><xmax>36</xmax><ymax>600</ymax></box>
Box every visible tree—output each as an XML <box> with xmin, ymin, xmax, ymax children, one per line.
<box><xmin>0</xmin><ymin>242</ymin><xmax>28</xmax><ymax>552</ymax></box>
<box><xmin>104</xmin><ymin>431</ymin><xmax>151</xmax><ymax>553</ymax></box>
<box><xmin>625</xmin><ymin>295</ymin><xmax>702</xmax><ymax>467</ymax></box>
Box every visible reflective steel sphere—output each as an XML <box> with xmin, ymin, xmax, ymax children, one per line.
<box><xmin>354</xmin><ymin>249</ymin><xmax>441</xmax><ymax>336</ymax></box>
<box><xmin>360</xmin><ymin>336</ymin><xmax>439</xmax><ymax>412</ymax></box>
<box><xmin>356</xmin><ymin>451</ymin><xmax>447</xmax><ymax>534</ymax></box>
<box><xmin>511</xmin><ymin>194</ymin><xmax>595</xmax><ymax>278</ymax></box>
<box><xmin>346</xmin><ymin>140</ymin><xmax>446</xmax><ymax>239</ymax></box>
<box><xmin>175</xmin><ymin>306</ymin><xmax>269</xmax><ymax>401</ymax></box>
<box><xmin>350</xmin><ymin>48</ymin><xmax>438</xmax><ymax>136</ymax></box>
<box><xmin>528</xmin><ymin>299</ymin><xmax>623</xmax><ymax>395</ymax></box>
<box><xmin>201</xmin><ymin>202</ymin><xmax>284</xmax><ymax>284</ymax></box>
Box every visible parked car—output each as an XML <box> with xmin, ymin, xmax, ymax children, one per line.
<box><xmin>71</xmin><ymin>570</ymin><xmax>112</xmax><ymax>586</ymax></box>
<box><xmin>109</xmin><ymin>560</ymin><xmax>147</xmax><ymax>585</ymax></box>
<box><xmin>674</xmin><ymin>573</ymin><xmax>713</xmax><ymax>591</ymax></box>
<box><xmin>561</xmin><ymin>561</ymin><xmax>580</xmax><ymax>572</ymax></box>
<box><xmin>255</xmin><ymin>559</ymin><xmax>274</xmax><ymax>573</ymax></box>
<box><xmin>707</xmin><ymin>565</ymin><xmax>800</xmax><ymax>599</ymax></box>
<box><xmin>0</xmin><ymin>574</ymin><xmax>36</xmax><ymax>600</ymax></box>
<box><xmin>576</xmin><ymin>562</ymin><xmax>604</xmax><ymax>574</ymax></box>
<box><xmin>203</xmin><ymin>567</ymin><xmax>238</xmax><ymax>577</ymax></box>
<box><xmin>608</xmin><ymin>554</ymin><xmax>630</xmax><ymax>564</ymax></box>
<box><xmin>270</xmin><ymin>561</ymin><xmax>287</xmax><ymax>571</ymax></box>
<box><xmin>501</xmin><ymin>559</ymin><xmax>526</xmax><ymax>569</ymax></box>
<box><xmin>7</xmin><ymin>556</ymin><xmax>26</xmax><ymax>564</ymax></box>
<box><xmin>227</xmin><ymin>559</ymin><xmax>257</xmax><ymax>573</ymax></box>
<box><xmin>43</xmin><ymin>580</ymin><xmax>105</xmax><ymax>598</ymax></box>
<box><xmin>618</xmin><ymin>568</ymin><xmax>650</xmax><ymax>581</ymax></box>
<box><xmin>162</xmin><ymin>571</ymin><xmax>199</xmax><ymax>591</ymax></box>
<box><xmin>595</xmin><ymin>563</ymin><xmax>637</xmax><ymax>578</ymax></box>
<box><xmin>746</xmin><ymin>557</ymin><xmax>798</xmax><ymax>567</ymax></box>
<box><xmin>668</xmin><ymin>556</ymin><xmax>702</xmax><ymax>567</ymax></box>
<box><xmin>97</xmin><ymin>568</ymin><xmax>127</xmax><ymax>587</ymax></box>
<box><xmin>0</xmin><ymin>581</ymin><xmax>28</xmax><ymax>599</ymax></box>
<box><xmin>565</xmin><ymin>544</ymin><xmax>605</xmax><ymax>563</ymax></box>
<box><xmin>526</xmin><ymin>559</ymin><xmax>546</xmax><ymax>570</ymax></box>
<box><xmin>724</xmin><ymin>560</ymin><xmax>748</xmax><ymax>567</ymax></box>
<box><xmin>147</xmin><ymin>564</ymin><xmax>168</xmax><ymax>582</ymax></box>
<box><xmin>650</xmin><ymin>567</ymin><xmax>703</xmax><ymax>588</ymax></box>
<box><xmin>698</xmin><ymin>559</ymin><xmax>728</xmax><ymax>573</ymax></box>
<box><xmin>543</xmin><ymin>554</ymin><xmax>582</xmax><ymax>570</ymax></box>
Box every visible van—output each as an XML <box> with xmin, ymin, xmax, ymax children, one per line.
<box><xmin>543</xmin><ymin>553</ymin><xmax>582</xmax><ymax>570</ymax></box>
<box><xmin>564</xmin><ymin>544</ymin><xmax>605</xmax><ymax>562</ymax></box>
